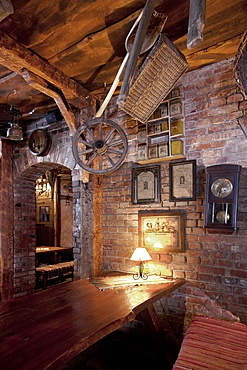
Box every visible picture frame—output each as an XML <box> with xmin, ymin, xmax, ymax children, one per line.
<box><xmin>138</xmin><ymin>210</ymin><xmax>185</xmax><ymax>252</ymax></box>
<box><xmin>132</xmin><ymin>165</ymin><xmax>161</xmax><ymax>204</ymax></box>
<box><xmin>169</xmin><ymin>160</ymin><xmax>196</xmax><ymax>201</ymax></box>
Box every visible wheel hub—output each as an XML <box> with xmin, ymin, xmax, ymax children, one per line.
<box><xmin>94</xmin><ymin>139</ymin><xmax>107</xmax><ymax>155</ymax></box>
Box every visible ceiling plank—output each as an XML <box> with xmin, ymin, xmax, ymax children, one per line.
<box><xmin>0</xmin><ymin>29</ymin><xmax>95</xmax><ymax>109</ymax></box>
<box><xmin>21</xmin><ymin>69</ymin><xmax>77</xmax><ymax>134</ymax></box>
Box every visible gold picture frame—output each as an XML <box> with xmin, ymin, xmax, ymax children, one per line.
<box><xmin>138</xmin><ymin>210</ymin><xmax>185</xmax><ymax>252</ymax></box>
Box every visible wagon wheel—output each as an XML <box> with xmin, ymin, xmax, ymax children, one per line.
<box><xmin>72</xmin><ymin>117</ymin><xmax>128</xmax><ymax>175</ymax></box>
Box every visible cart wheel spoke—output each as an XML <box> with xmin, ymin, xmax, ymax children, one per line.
<box><xmin>72</xmin><ymin>118</ymin><xmax>128</xmax><ymax>175</ymax></box>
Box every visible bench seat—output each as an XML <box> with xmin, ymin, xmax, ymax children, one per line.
<box><xmin>173</xmin><ymin>315</ymin><xmax>247</xmax><ymax>370</ymax></box>
<box><xmin>36</xmin><ymin>261</ymin><xmax>74</xmax><ymax>289</ymax></box>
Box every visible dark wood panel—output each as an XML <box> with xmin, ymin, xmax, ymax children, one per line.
<box><xmin>0</xmin><ymin>278</ymin><xmax>185</xmax><ymax>369</ymax></box>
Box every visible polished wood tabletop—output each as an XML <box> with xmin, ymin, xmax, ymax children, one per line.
<box><xmin>0</xmin><ymin>277</ymin><xmax>185</xmax><ymax>370</ymax></box>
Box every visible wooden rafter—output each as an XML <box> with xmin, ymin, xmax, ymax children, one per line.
<box><xmin>21</xmin><ymin>69</ymin><xmax>77</xmax><ymax>134</ymax></box>
<box><xmin>0</xmin><ymin>29</ymin><xmax>95</xmax><ymax>109</ymax></box>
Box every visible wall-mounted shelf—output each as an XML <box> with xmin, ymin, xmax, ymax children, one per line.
<box><xmin>137</xmin><ymin>88</ymin><xmax>185</xmax><ymax>163</ymax></box>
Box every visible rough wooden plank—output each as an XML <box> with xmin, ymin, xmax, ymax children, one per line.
<box><xmin>0</xmin><ymin>278</ymin><xmax>185</xmax><ymax>369</ymax></box>
<box><xmin>21</xmin><ymin>69</ymin><xmax>77</xmax><ymax>134</ymax></box>
<box><xmin>187</xmin><ymin>0</ymin><xmax>206</xmax><ymax>49</ymax></box>
<box><xmin>0</xmin><ymin>29</ymin><xmax>95</xmax><ymax>108</ymax></box>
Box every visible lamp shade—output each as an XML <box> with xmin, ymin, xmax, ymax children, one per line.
<box><xmin>130</xmin><ymin>247</ymin><xmax>152</xmax><ymax>261</ymax></box>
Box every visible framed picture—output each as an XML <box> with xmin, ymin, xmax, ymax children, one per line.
<box><xmin>132</xmin><ymin>165</ymin><xmax>160</xmax><ymax>204</ymax></box>
<box><xmin>138</xmin><ymin>210</ymin><xmax>185</xmax><ymax>252</ymax></box>
<box><xmin>169</xmin><ymin>160</ymin><xmax>196</xmax><ymax>201</ymax></box>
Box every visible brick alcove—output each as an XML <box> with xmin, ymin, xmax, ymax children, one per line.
<box><xmin>0</xmin><ymin>116</ymin><xmax>100</xmax><ymax>300</ymax></box>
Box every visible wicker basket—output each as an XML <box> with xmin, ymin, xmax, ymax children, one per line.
<box><xmin>118</xmin><ymin>34</ymin><xmax>188</xmax><ymax>123</ymax></box>
<box><xmin>235</xmin><ymin>31</ymin><xmax>247</xmax><ymax>99</ymax></box>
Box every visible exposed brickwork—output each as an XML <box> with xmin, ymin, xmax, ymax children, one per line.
<box><xmin>0</xmin><ymin>139</ymin><xmax>14</xmax><ymax>301</ymax></box>
<box><xmin>0</xmin><ymin>107</ymin><xmax>95</xmax><ymax>299</ymax></box>
<box><xmin>102</xmin><ymin>57</ymin><xmax>247</xmax><ymax>344</ymax></box>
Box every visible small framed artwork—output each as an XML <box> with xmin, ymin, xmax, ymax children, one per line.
<box><xmin>169</xmin><ymin>160</ymin><xmax>196</xmax><ymax>201</ymax></box>
<box><xmin>138</xmin><ymin>210</ymin><xmax>185</xmax><ymax>252</ymax></box>
<box><xmin>132</xmin><ymin>165</ymin><xmax>161</xmax><ymax>204</ymax></box>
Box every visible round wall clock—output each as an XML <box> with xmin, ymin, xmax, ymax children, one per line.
<box><xmin>28</xmin><ymin>129</ymin><xmax>51</xmax><ymax>156</ymax></box>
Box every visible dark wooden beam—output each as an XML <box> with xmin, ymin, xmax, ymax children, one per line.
<box><xmin>0</xmin><ymin>29</ymin><xmax>95</xmax><ymax>109</ymax></box>
<box><xmin>21</xmin><ymin>69</ymin><xmax>77</xmax><ymax>134</ymax></box>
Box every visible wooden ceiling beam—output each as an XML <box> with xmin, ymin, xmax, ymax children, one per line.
<box><xmin>21</xmin><ymin>69</ymin><xmax>77</xmax><ymax>134</ymax></box>
<box><xmin>0</xmin><ymin>29</ymin><xmax>95</xmax><ymax>109</ymax></box>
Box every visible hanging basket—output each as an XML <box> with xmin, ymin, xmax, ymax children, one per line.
<box><xmin>117</xmin><ymin>33</ymin><xmax>188</xmax><ymax>123</ymax></box>
<box><xmin>234</xmin><ymin>30</ymin><xmax>247</xmax><ymax>99</ymax></box>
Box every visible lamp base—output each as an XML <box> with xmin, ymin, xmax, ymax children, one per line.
<box><xmin>133</xmin><ymin>261</ymin><xmax>148</xmax><ymax>280</ymax></box>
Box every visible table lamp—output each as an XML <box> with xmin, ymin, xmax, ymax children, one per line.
<box><xmin>130</xmin><ymin>247</ymin><xmax>152</xmax><ymax>280</ymax></box>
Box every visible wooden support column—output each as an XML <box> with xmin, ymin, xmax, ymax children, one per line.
<box><xmin>187</xmin><ymin>0</ymin><xmax>206</xmax><ymax>49</ymax></box>
<box><xmin>21</xmin><ymin>69</ymin><xmax>77</xmax><ymax>134</ymax></box>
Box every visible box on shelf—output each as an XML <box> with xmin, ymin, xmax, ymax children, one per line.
<box><xmin>138</xmin><ymin>145</ymin><xmax>147</xmax><ymax>161</ymax></box>
<box><xmin>170</xmin><ymin>120</ymin><xmax>183</xmax><ymax>136</ymax></box>
<box><xmin>158</xmin><ymin>142</ymin><xmax>168</xmax><ymax>157</ymax></box>
<box><xmin>148</xmin><ymin>144</ymin><xmax>158</xmax><ymax>159</ymax></box>
<box><xmin>137</xmin><ymin>128</ymin><xmax>147</xmax><ymax>144</ymax></box>
<box><xmin>171</xmin><ymin>140</ymin><xmax>183</xmax><ymax>155</ymax></box>
<box><xmin>149</xmin><ymin>133</ymin><xmax>168</xmax><ymax>145</ymax></box>
<box><xmin>170</xmin><ymin>99</ymin><xmax>182</xmax><ymax>116</ymax></box>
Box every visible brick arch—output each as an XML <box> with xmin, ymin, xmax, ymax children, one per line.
<box><xmin>12</xmin><ymin>160</ymin><xmax>74</xmax><ymax>298</ymax></box>
<box><xmin>14</xmin><ymin>138</ymin><xmax>75</xmax><ymax>180</ymax></box>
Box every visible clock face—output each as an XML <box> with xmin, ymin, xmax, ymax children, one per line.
<box><xmin>211</xmin><ymin>178</ymin><xmax>233</xmax><ymax>198</ymax></box>
<box><xmin>28</xmin><ymin>129</ymin><xmax>51</xmax><ymax>156</ymax></box>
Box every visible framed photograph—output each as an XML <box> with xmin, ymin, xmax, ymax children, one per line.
<box><xmin>132</xmin><ymin>165</ymin><xmax>160</xmax><ymax>204</ymax></box>
<box><xmin>169</xmin><ymin>160</ymin><xmax>196</xmax><ymax>201</ymax></box>
<box><xmin>138</xmin><ymin>210</ymin><xmax>185</xmax><ymax>252</ymax></box>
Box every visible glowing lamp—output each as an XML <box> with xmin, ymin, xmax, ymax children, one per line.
<box><xmin>130</xmin><ymin>247</ymin><xmax>152</xmax><ymax>280</ymax></box>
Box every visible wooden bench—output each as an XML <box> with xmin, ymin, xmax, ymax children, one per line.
<box><xmin>36</xmin><ymin>261</ymin><xmax>74</xmax><ymax>289</ymax></box>
<box><xmin>173</xmin><ymin>314</ymin><xmax>247</xmax><ymax>370</ymax></box>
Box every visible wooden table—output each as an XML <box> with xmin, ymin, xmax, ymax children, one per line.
<box><xmin>0</xmin><ymin>277</ymin><xmax>185</xmax><ymax>370</ymax></box>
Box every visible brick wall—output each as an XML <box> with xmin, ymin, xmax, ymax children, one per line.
<box><xmin>102</xmin><ymin>57</ymin><xmax>247</xmax><ymax>346</ymax></box>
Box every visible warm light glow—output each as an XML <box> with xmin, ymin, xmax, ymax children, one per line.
<box><xmin>153</xmin><ymin>242</ymin><xmax>163</xmax><ymax>248</ymax></box>
<box><xmin>130</xmin><ymin>247</ymin><xmax>152</xmax><ymax>261</ymax></box>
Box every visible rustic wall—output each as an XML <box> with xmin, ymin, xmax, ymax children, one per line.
<box><xmin>0</xmin><ymin>139</ymin><xmax>14</xmax><ymax>301</ymax></box>
<box><xmin>101</xmin><ymin>57</ymin><xmax>247</xmax><ymax>347</ymax></box>
<box><xmin>0</xmin><ymin>105</ymin><xmax>99</xmax><ymax>300</ymax></box>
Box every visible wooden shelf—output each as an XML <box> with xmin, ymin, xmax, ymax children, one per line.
<box><xmin>137</xmin><ymin>88</ymin><xmax>185</xmax><ymax>162</ymax></box>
